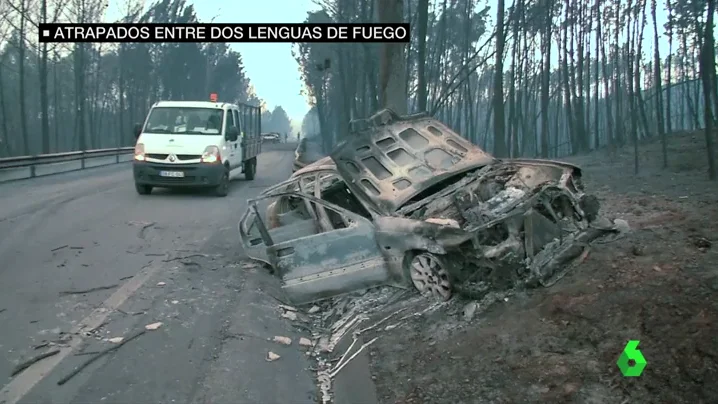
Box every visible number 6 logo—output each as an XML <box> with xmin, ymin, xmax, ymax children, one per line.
<box><xmin>617</xmin><ymin>340</ymin><xmax>647</xmax><ymax>377</ymax></box>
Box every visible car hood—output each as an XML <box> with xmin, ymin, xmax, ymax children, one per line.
<box><xmin>139</xmin><ymin>132</ymin><xmax>223</xmax><ymax>155</ymax></box>
<box><xmin>329</xmin><ymin>109</ymin><xmax>496</xmax><ymax>215</ymax></box>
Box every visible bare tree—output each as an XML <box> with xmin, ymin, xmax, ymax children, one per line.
<box><xmin>492</xmin><ymin>0</ymin><xmax>507</xmax><ymax>157</ymax></box>
<box><xmin>651</xmin><ymin>0</ymin><xmax>668</xmax><ymax>167</ymax></box>
<box><xmin>415</xmin><ymin>0</ymin><xmax>429</xmax><ymax>113</ymax></box>
<box><xmin>700</xmin><ymin>0</ymin><xmax>717</xmax><ymax>179</ymax></box>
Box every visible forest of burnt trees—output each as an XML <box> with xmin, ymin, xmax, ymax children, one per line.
<box><xmin>0</xmin><ymin>0</ymin><xmax>295</xmax><ymax>159</ymax></box>
<box><xmin>0</xmin><ymin>0</ymin><xmax>715</xmax><ymax>178</ymax></box>
<box><xmin>297</xmin><ymin>0</ymin><xmax>718</xmax><ymax>179</ymax></box>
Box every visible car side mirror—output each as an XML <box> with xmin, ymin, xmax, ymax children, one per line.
<box><xmin>226</xmin><ymin>126</ymin><xmax>239</xmax><ymax>142</ymax></box>
<box><xmin>133</xmin><ymin>123</ymin><xmax>142</xmax><ymax>139</ymax></box>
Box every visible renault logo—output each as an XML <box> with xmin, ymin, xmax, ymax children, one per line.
<box><xmin>168</xmin><ymin>154</ymin><xmax>176</xmax><ymax>162</ymax></box>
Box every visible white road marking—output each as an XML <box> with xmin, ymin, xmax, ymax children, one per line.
<box><xmin>0</xmin><ymin>261</ymin><xmax>166</xmax><ymax>404</ymax></box>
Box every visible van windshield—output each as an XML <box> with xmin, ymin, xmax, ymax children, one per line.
<box><xmin>143</xmin><ymin>107</ymin><xmax>225</xmax><ymax>135</ymax></box>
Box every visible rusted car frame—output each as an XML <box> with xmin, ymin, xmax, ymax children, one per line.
<box><xmin>238</xmin><ymin>109</ymin><xmax>613</xmax><ymax>305</ymax></box>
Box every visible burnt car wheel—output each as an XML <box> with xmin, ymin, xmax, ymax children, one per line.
<box><xmin>408</xmin><ymin>252</ymin><xmax>452</xmax><ymax>301</ymax></box>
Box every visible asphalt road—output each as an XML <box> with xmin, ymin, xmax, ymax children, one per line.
<box><xmin>0</xmin><ymin>142</ymin><xmax>318</xmax><ymax>404</ymax></box>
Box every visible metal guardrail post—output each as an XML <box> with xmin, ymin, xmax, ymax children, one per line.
<box><xmin>81</xmin><ymin>151</ymin><xmax>86</xmax><ymax>169</ymax></box>
<box><xmin>30</xmin><ymin>163</ymin><xmax>36</xmax><ymax>178</ymax></box>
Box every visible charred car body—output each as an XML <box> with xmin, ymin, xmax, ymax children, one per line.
<box><xmin>239</xmin><ymin>109</ymin><xmax>611</xmax><ymax>305</ymax></box>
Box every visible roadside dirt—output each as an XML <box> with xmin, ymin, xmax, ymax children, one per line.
<box><xmin>362</xmin><ymin>131</ymin><xmax>718</xmax><ymax>403</ymax></box>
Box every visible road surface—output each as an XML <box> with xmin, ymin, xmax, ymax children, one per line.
<box><xmin>0</xmin><ymin>143</ymin><xmax>318</xmax><ymax>404</ymax></box>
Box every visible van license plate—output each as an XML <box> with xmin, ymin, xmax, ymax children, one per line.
<box><xmin>159</xmin><ymin>171</ymin><xmax>184</xmax><ymax>178</ymax></box>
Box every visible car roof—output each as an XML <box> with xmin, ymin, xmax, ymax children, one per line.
<box><xmin>152</xmin><ymin>101</ymin><xmax>236</xmax><ymax>110</ymax></box>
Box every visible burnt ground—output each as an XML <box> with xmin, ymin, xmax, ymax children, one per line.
<box><xmin>360</xmin><ymin>131</ymin><xmax>718</xmax><ymax>404</ymax></box>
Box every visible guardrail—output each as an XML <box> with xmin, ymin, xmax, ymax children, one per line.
<box><xmin>0</xmin><ymin>147</ymin><xmax>135</xmax><ymax>184</ymax></box>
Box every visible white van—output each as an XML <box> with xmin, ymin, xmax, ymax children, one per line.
<box><xmin>132</xmin><ymin>100</ymin><xmax>262</xmax><ymax>197</ymax></box>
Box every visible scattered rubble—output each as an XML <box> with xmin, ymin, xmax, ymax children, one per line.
<box><xmin>107</xmin><ymin>337</ymin><xmax>124</xmax><ymax>344</ymax></box>
<box><xmin>281</xmin><ymin>311</ymin><xmax>297</xmax><ymax>321</ymax></box>
<box><xmin>266</xmin><ymin>351</ymin><xmax>281</xmax><ymax>362</ymax></box>
<box><xmin>144</xmin><ymin>322</ymin><xmax>163</xmax><ymax>330</ymax></box>
<box><xmin>272</xmin><ymin>336</ymin><xmax>292</xmax><ymax>345</ymax></box>
<box><xmin>156</xmin><ymin>282</ymin><xmax>166</xmax><ymax>286</ymax></box>
<box><xmin>299</xmin><ymin>337</ymin><xmax>313</xmax><ymax>347</ymax></box>
<box><xmin>462</xmin><ymin>301</ymin><xmax>479</xmax><ymax>321</ymax></box>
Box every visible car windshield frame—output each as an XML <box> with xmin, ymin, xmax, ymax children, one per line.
<box><xmin>143</xmin><ymin>107</ymin><xmax>225</xmax><ymax>135</ymax></box>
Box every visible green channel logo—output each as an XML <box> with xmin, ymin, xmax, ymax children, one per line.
<box><xmin>617</xmin><ymin>340</ymin><xmax>647</xmax><ymax>377</ymax></box>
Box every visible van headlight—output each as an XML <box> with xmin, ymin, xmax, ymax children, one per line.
<box><xmin>200</xmin><ymin>145</ymin><xmax>222</xmax><ymax>164</ymax></box>
<box><xmin>134</xmin><ymin>143</ymin><xmax>145</xmax><ymax>161</ymax></box>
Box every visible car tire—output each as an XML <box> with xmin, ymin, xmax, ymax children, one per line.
<box><xmin>245</xmin><ymin>158</ymin><xmax>256</xmax><ymax>180</ymax></box>
<box><xmin>214</xmin><ymin>169</ymin><xmax>230</xmax><ymax>197</ymax></box>
<box><xmin>135</xmin><ymin>183</ymin><xmax>152</xmax><ymax>195</ymax></box>
<box><xmin>404</xmin><ymin>251</ymin><xmax>453</xmax><ymax>301</ymax></box>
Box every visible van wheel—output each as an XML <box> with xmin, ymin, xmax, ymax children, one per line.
<box><xmin>245</xmin><ymin>158</ymin><xmax>256</xmax><ymax>180</ymax></box>
<box><xmin>135</xmin><ymin>183</ymin><xmax>152</xmax><ymax>195</ymax></box>
<box><xmin>215</xmin><ymin>169</ymin><xmax>229</xmax><ymax>197</ymax></box>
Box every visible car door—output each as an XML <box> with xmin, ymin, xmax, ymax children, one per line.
<box><xmin>232</xmin><ymin>109</ymin><xmax>245</xmax><ymax>166</ymax></box>
<box><xmin>238</xmin><ymin>182</ymin><xmax>299</xmax><ymax>265</ymax></box>
<box><xmin>224</xmin><ymin>109</ymin><xmax>240</xmax><ymax>169</ymax></box>
<box><xmin>240</xmin><ymin>191</ymin><xmax>390</xmax><ymax>305</ymax></box>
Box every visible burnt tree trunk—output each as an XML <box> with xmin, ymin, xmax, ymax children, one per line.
<box><xmin>492</xmin><ymin>0</ymin><xmax>507</xmax><ymax>157</ymax></box>
<box><xmin>377</xmin><ymin>0</ymin><xmax>408</xmax><ymax>115</ymax></box>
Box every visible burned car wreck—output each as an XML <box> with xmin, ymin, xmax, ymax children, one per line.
<box><xmin>238</xmin><ymin>109</ymin><xmax>615</xmax><ymax>305</ymax></box>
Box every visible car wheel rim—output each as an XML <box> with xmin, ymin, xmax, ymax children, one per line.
<box><xmin>409</xmin><ymin>253</ymin><xmax>451</xmax><ymax>300</ymax></box>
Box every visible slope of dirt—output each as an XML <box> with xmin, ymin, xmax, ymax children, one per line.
<box><xmin>364</xmin><ymin>131</ymin><xmax>718</xmax><ymax>404</ymax></box>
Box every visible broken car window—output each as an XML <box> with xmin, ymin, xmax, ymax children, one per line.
<box><xmin>320</xmin><ymin>179</ymin><xmax>372</xmax><ymax>219</ymax></box>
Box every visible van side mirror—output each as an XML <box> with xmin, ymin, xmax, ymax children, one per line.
<box><xmin>133</xmin><ymin>123</ymin><xmax>142</xmax><ymax>139</ymax></box>
<box><xmin>226</xmin><ymin>126</ymin><xmax>239</xmax><ymax>142</ymax></box>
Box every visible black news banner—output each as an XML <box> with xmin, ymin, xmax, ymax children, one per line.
<box><xmin>38</xmin><ymin>23</ymin><xmax>411</xmax><ymax>43</ymax></box>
